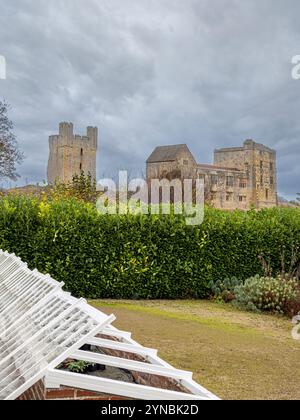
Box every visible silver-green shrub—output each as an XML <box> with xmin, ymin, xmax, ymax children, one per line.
<box><xmin>209</xmin><ymin>277</ymin><xmax>242</xmax><ymax>302</ymax></box>
<box><xmin>234</xmin><ymin>275</ymin><xmax>300</xmax><ymax>314</ymax></box>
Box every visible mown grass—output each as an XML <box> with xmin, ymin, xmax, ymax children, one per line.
<box><xmin>90</xmin><ymin>299</ymin><xmax>300</xmax><ymax>400</ymax></box>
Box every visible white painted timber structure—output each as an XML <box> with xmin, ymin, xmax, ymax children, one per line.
<box><xmin>0</xmin><ymin>250</ymin><xmax>219</xmax><ymax>401</ymax></box>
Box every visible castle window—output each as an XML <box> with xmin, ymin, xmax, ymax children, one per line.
<box><xmin>260</xmin><ymin>161</ymin><xmax>263</xmax><ymax>170</ymax></box>
<box><xmin>266</xmin><ymin>189</ymin><xmax>269</xmax><ymax>200</ymax></box>
<box><xmin>239</xmin><ymin>180</ymin><xmax>247</xmax><ymax>188</ymax></box>
<box><xmin>80</xmin><ymin>163</ymin><xmax>82</xmax><ymax>171</ymax></box>
<box><xmin>81</xmin><ymin>148</ymin><xmax>83</xmax><ymax>156</ymax></box>
<box><xmin>270</xmin><ymin>176</ymin><xmax>274</xmax><ymax>186</ymax></box>
<box><xmin>226</xmin><ymin>176</ymin><xmax>234</xmax><ymax>187</ymax></box>
<box><xmin>245</xmin><ymin>163</ymin><xmax>250</xmax><ymax>177</ymax></box>
<box><xmin>270</xmin><ymin>162</ymin><xmax>274</xmax><ymax>171</ymax></box>
<box><xmin>226</xmin><ymin>193</ymin><xmax>233</xmax><ymax>202</ymax></box>
<box><xmin>183</xmin><ymin>159</ymin><xmax>189</xmax><ymax>165</ymax></box>
<box><xmin>239</xmin><ymin>195</ymin><xmax>246</xmax><ymax>203</ymax></box>
<box><xmin>260</xmin><ymin>175</ymin><xmax>264</xmax><ymax>186</ymax></box>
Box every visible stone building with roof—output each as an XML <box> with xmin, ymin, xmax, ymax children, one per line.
<box><xmin>146</xmin><ymin>140</ymin><xmax>278</xmax><ymax>210</ymax></box>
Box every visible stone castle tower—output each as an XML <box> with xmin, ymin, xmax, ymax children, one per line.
<box><xmin>214</xmin><ymin>140</ymin><xmax>277</xmax><ymax>209</ymax></box>
<box><xmin>47</xmin><ymin>122</ymin><xmax>98</xmax><ymax>184</ymax></box>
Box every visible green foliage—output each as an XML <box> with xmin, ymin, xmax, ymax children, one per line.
<box><xmin>49</xmin><ymin>171</ymin><xmax>98</xmax><ymax>203</ymax></box>
<box><xmin>0</xmin><ymin>100</ymin><xmax>24</xmax><ymax>181</ymax></box>
<box><xmin>66</xmin><ymin>361</ymin><xmax>92</xmax><ymax>374</ymax></box>
<box><xmin>209</xmin><ymin>277</ymin><xmax>242</xmax><ymax>302</ymax></box>
<box><xmin>234</xmin><ymin>275</ymin><xmax>300</xmax><ymax>315</ymax></box>
<box><xmin>0</xmin><ymin>196</ymin><xmax>299</xmax><ymax>300</ymax></box>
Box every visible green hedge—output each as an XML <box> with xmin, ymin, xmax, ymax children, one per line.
<box><xmin>0</xmin><ymin>196</ymin><xmax>299</xmax><ymax>299</ymax></box>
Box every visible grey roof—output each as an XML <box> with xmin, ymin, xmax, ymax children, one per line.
<box><xmin>147</xmin><ymin>144</ymin><xmax>195</xmax><ymax>163</ymax></box>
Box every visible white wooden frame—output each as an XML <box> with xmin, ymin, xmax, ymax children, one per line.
<box><xmin>0</xmin><ymin>250</ymin><xmax>219</xmax><ymax>401</ymax></box>
<box><xmin>46</xmin><ymin>369</ymin><xmax>209</xmax><ymax>401</ymax></box>
<box><xmin>0</xmin><ymin>250</ymin><xmax>115</xmax><ymax>400</ymax></box>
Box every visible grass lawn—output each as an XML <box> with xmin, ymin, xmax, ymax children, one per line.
<box><xmin>89</xmin><ymin>299</ymin><xmax>300</xmax><ymax>400</ymax></box>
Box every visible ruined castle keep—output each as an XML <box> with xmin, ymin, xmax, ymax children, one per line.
<box><xmin>147</xmin><ymin>140</ymin><xmax>278</xmax><ymax>210</ymax></box>
<box><xmin>47</xmin><ymin>122</ymin><xmax>98</xmax><ymax>184</ymax></box>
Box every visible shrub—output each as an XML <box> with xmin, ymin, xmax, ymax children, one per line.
<box><xmin>234</xmin><ymin>275</ymin><xmax>300</xmax><ymax>315</ymax></box>
<box><xmin>50</xmin><ymin>171</ymin><xmax>98</xmax><ymax>203</ymax></box>
<box><xmin>209</xmin><ymin>277</ymin><xmax>242</xmax><ymax>302</ymax></box>
<box><xmin>64</xmin><ymin>361</ymin><xmax>92</xmax><ymax>374</ymax></box>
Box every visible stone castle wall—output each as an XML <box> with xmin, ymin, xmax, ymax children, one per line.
<box><xmin>47</xmin><ymin>122</ymin><xmax>98</xmax><ymax>184</ymax></box>
<box><xmin>146</xmin><ymin>140</ymin><xmax>278</xmax><ymax>211</ymax></box>
<box><xmin>214</xmin><ymin>140</ymin><xmax>277</xmax><ymax>209</ymax></box>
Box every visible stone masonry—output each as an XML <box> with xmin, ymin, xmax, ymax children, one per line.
<box><xmin>146</xmin><ymin>140</ymin><xmax>278</xmax><ymax>210</ymax></box>
<box><xmin>47</xmin><ymin>122</ymin><xmax>98</xmax><ymax>184</ymax></box>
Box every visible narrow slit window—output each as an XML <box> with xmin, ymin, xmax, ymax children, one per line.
<box><xmin>266</xmin><ymin>189</ymin><xmax>269</xmax><ymax>200</ymax></box>
<box><xmin>226</xmin><ymin>176</ymin><xmax>234</xmax><ymax>188</ymax></box>
<box><xmin>211</xmin><ymin>174</ymin><xmax>218</xmax><ymax>185</ymax></box>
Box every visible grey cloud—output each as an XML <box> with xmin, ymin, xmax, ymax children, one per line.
<box><xmin>0</xmin><ymin>0</ymin><xmax>299</xmax><ymax>199</ymax></box>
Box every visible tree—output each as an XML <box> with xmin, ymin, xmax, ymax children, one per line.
<box><xmin>297</xmin><ymin>193</ymin><xmax>300</xmax><ymax>203</ymax></box>
<box><xmin>0</xmin><ymin>101</ymin><xmax>23</xmax><ymax>181</ymax></box>
<box><xmin>50</xmin><ymin>171</ymin><xmax>98</xmax><ymax>203</ymax></box>
<box><xmin>70</xmin><ymin>171</ymin><xmax>97</xmax><ymax>203</ymax></box>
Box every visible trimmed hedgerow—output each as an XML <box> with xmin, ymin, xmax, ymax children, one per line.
<box><xmin>0</xmin><ymin>196</ymin><xmax>299</xmax><ymax>299</ymax></box>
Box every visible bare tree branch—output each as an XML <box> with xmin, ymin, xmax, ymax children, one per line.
<box><xmin>0</xmin><ymin>100</ymin><xmax>24</xmax><ymax>181</ymax></box>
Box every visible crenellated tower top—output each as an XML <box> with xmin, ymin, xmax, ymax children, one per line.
<box><xmin>47</xmin><ymin>122</ymin><xmax>98</xmax><ymax>184</ymax></box>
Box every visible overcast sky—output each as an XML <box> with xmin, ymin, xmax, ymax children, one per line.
<box><xmin>0</xmin><ymin>0</ymin><xmax>299</xmax><ymax>199</ymax></box>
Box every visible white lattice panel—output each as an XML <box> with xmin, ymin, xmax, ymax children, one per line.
<box><xmin>0</xmin><ymin>250</ymin><xmax>218</xmax><ymax>401</ymax></box>
<box><xmin>0</xmin><ymin>250</ymin><xmax>115</xmax><ymax>400</ymax></box>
